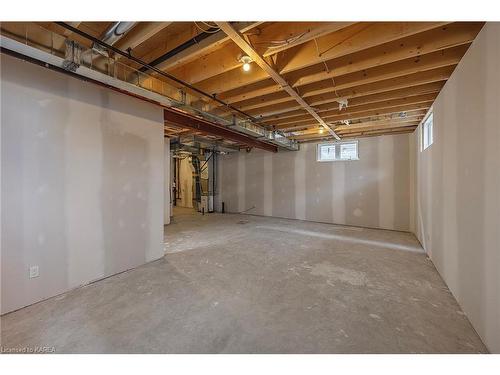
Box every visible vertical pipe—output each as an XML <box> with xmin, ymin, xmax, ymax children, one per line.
<box><xmin>172</xmin><ymin>155</ymin><xmax>177</xmax><ymax>207</ymax></box>
<box><xmin>212</xmin><ymin>151</ymin><xmax>216</xmax><ymax>213</ymax></box>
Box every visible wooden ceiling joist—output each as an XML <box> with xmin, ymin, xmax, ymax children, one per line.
<box><xmin>247</xmin><ymin>81</ymin><xmax>445</xmax><ymax>119</ymax></box>
<box><xmin>216</xmin><ymin>21</ymin><xmax>340</xmax><ymax>140</ymax></box>
<box><xmin>221</xmin><ymin>44</ymin><xmax>465</xmax><ymax>111</ymax></box>
<box><xmin>160</xmin><ymin>22</ymin><xmax>263</xmax><ymax>76</ymax></box>
<box><xmin>280</xmin><ymin>109</ymin><xmax>428</xmax><ymax>133</ymax></box>
<box><xmin>171</xmin><ymin>22</ymin><xmax>353</xmax><ymax>87</ymax></box>
<box><xmin>114</xmin><ymin>22</ymin><xmax>173</xmax><ymax>53</ymax></box>
<box><xmin>257</xmin><ymin>92</ymin><xmax>436</xmax><ymax>129</ymax></box>
<box><xmin>259</xmin><ymin>22</ymin><xmax>355</xmax><ymax>57</ymax></box>
<box><xmin>289</xmin><ymin>115</ymin><xmax>423</xmax><ymax>133</ymax></box>
<box><xmin>273</xmin><ymin>102</ymin><xmax>432</xmax><ymax>131</ymax></box>
<box><xmin>293</xmin><ymin>124</ymin><xmax>418</xmax><ymax>141</ymax></box>
<box><xmin>265</xmin><ymin>94</ymin><xmax>435</xmax><ymax>128</ymax></box>
<box><xmin>197</xmin><ymin>22</ymin><xmax>481</xmax><ymax>100</ymax></box>
<box><xmin>214</xmin><ymin>64</ymin><xmax>454</xmax><ymax>115</ymax></box>
<box><xmin>24</xmin><ymin>20</ymin><xmax>484</xmax><ymax>141</ymax></box>
<box><xmin>209</xmin><ymin>22</ymin><xmax>447</xmax><ymax>99</ymax></box>
<box><xmin>280</xmin><ymin>22</ymin><xmax>462</xmax><ymax>74</ymax></box>
<box><xmin>342</xmin><ymin>126</ymin><xmax>418</xmax><ymax>138</ymax></box>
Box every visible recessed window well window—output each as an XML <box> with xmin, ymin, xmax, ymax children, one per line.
<box><xmin>422</xmin><ymin>112</ymin><xmax>433</xmax><ymax>150</ymax></box>
<box><xmin>317</xmin><ymin>141</ymin><xmax>359</xmax><ymax>162</ymax></box>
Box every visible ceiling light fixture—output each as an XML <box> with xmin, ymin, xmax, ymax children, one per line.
<box><xmin>319</xmin><ymin>127</ymin><xmax>325</xmax><ymax>134</ymax></box>
<box><xmin>239</xmin><ymin>55</ymin><xmax>252</xmax><ymax>72</ymax></box>
<box><xmin>337</xmin><ymin>98</ymin><xmax>348</xmax><ymax>111</ymax></box>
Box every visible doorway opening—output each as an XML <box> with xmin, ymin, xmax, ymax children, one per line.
<box><xmin>171</xmin><ymin>148</ymin><xmax>216</xmax><ymax>218</ymax></box>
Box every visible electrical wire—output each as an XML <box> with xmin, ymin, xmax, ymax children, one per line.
<box><xmin>313</xmin><ymin>37</ymin><xmax>339</xmax><ymax>98</ymax></box>
<box><xmin>254</xmin><ymin>32</ymin><xmax>307</xmax><ymax>50</ymax></box>
<box><xmin>193</xmin><ymin>21</ymin><xmax>220</xmax><ymax>34</ymax></box>
<box><xmin>252</xmin><ymin>31</ymin><xmax>307</xmax><ymax>47</ymax></box>
<box><xmin>201</xmin><ymin>21</ymin><xmax>219</xmax><ymax>29</ymax></box>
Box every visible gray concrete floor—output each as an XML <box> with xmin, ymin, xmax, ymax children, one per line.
<box><xmin>1</xmin><ymin>207</ymin><xmax>487</xmax><ymax>353</ymax></box>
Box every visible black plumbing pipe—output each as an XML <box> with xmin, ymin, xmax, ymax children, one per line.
<box><xmin>55</xmin><ymin>22</ymin><xmax>257</xmax><ymax>122</ymax></box>
<box><xmin>138</xmin><ymin>28</ymin><xmax>218</xmax><ymax>73</ymax></box>
<box><xmin>200</xmin><ymin>150</ymin><xmax>214</xmax><ymax>172</ymax></box>
<box><xmin>172</xmin><ymin>154</ymin><xmax>177</xmax><ymax>207</ymax></box>
<box><xmin>211</xmin><ymin>152</ymin><xmax>216</xmax><ymax>213</ymax></box>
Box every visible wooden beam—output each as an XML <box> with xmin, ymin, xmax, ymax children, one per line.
<box><xmin>31</xmin><ymin>22</ymin><xmax>93</xmax><ymax>48</ymax></box>
<box><xmin>261</xmin><ymin>22</ymin><xmax>355</xmax><ymax>56</ymax></box>
<box><xmin>256</xmin><ymin>86</ymin><xmax>440</xmax><ymax>123</ymax></box>
<box><xmin>300</xmin><ymin>48</ymin><xmax>461</xmax><ymax>98</ymax></box>
<box><xmin>196</xmin><ymin>22</ymin><xmax>482</xmax><ymax>98</ymax></box>
<box><xmin>288</xmin><ymin>118</ymin><xmax>422</xmax><ymax>137</ymax></box>
<box><xmin>216</xmin><ymin>21</ymin><xmax>340</xmax><ymax>140</ymax></box>
<box><xmin>157</xmin><ymin>22</ymin><xmax>263</xmax><ymax>72</ymax></box>
<box><xmin>247</xmin><ymin>81</ymin><xmax>444</xmax><ymax>118</ymax></box>
<box><xmin>336</xmin><ymin>121</ymin><xmax>421</xmax><ymax>134</ymax></box>
<box><xmin>336</xmin><ymin>119</ymin><xmax>422</xmax><ymax>132</ymax></box>
<box><xmin>223</xmin><ymin>44</ymin><xmax>465</xmax><ymax>109</ymax></box>
<box><xmin>207</xmin><ymin>22</ymin><xmax>447</xmax><ymax>99</ymax></box>
<box><xmin>280</xmin><ymin>109</ymin><xmax>427</xmax><ymax>132</ymax></box>
<box><xmin>169</xmin><ymin>22</ymin><xmax>352</xmax><ymax>86</ymax></box>
<box><xmin>62</xmin><ymin>22</ymin><xmax>82</xmax><ymax>37</ymax></box>
<box><xmin>288</xmin><ymin>23</ymin><xmax>481</xmax><ymax>87</ymax></box>
<box><xmin>217</xmin><ymin>65</ymin><xmax>453</xmax><ymax>124</ymax></box>
<box><xmin>341</xmin><ymin>127</ymin><xmax>417</xmax><ymax>138</ymax></box>
<box><xmin>115</xmin><ymin>22</ymin><xmax>173</xmax><ymax>52</ymax></box>
<box><xmin>272</xmin><ymin>102</ymin><xmax>432</xmax><ymax>130</ymax></box>
<box><xmin>167</xmin><ymin>42</ymin><xmax>250</xmax><ymax>84</ymax></box>
<box><xmin>280</xmin><ymin>110</ymin><xmax>428</xmax><ymax>132</ymax></box>
<box><xmin>280</xmin><ymin>22</ymin><xmax>450</xmax><ymax>74</ymax></box>
<box><xmin>266</xmin><ymin>95</ymin><xmax>435</xmax><ymax>127</ymax></box>
<box><xmin>294</xmin><ymin>126</ymin><xmax>417</xmax><ymax>141</ymax></box>
<box><xmin>163</xmin><ymin>108</ymin><xmax>277</xmax><ymax>152</ymax></box>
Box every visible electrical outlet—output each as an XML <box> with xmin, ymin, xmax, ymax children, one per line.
<box><xmin>29</xmin><ymin>265</ymin><xmax>39</xmax><ymax>279</ymax></box>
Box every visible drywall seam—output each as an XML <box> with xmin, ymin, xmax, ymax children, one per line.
<box><xmin>219</xmin><ymin>134</ymin><xmax>412</xmax><ymax>231</ymax></box>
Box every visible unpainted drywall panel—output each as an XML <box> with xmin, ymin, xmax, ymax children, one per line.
<box><xmin>219</xmin><ymin>134</ymin><xmax>412</xmax><ymax>231</ymax></box>
<box><xmin>1</xmin><ymin>54</ymin><xmax>164</xmax><ymax>314</ymax></box>
<box><xmin>411</xmin><ymin>22</ymin><xmax>500</xmax><ymax>352</ymax></box>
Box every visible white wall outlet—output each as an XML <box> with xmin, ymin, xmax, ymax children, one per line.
<box><xmin>29</xmin><ymin>265</ymin><xmax>39</xmax><ymax>279</ymax></box>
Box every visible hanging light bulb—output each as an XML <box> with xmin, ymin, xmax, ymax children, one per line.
<box><xmin>319</xmin><ymin>127</ymin><xmax>325</xmax><ymax>134</ymax></box>
<box><xmin>239</xmin><ymin>55</ymin><xmax>252</xmax><ymax>72</ymax></box>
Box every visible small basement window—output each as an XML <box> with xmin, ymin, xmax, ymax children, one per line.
<box><xmin>422</xmin><ymin>112</ymin><xmax>433</xmax><ymax>150</ymax></box>
<box><xmin>317</xmin><ymin>141</ymin><xmax>359</xmax><ymax>162</ymax></box>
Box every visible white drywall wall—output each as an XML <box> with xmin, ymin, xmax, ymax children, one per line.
<box><xmin>219</xmin><ymin>134</ymin><xmax>411</xmax><ymax>231</ymax></box>
<box><xmin>411</xmin><ymin>23</ymin><xmax>499</xmax><ymax>352</ymax></box>
<box><xmin>1</xmin><ymin>54</ymin><xmax>164</xmax><ymax>314</ymax></box>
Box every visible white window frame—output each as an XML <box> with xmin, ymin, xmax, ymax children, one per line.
<box><xmin>317</xmin><ymin>140</ymin><xmax>359</xmax><ymax>162</ymax></box>
<box><xmin>421</xmin><ymin>110</ymin><xmax>434</xmax><ymax>151</ymax></box>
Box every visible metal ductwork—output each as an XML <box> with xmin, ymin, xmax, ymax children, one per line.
<box><xmin>92</xmin><ymin>22</ymin><xmax>136</xmax><ymax>56</ymax></box>
<box><xmin>1</xmin><ymin>23</ymin><xmax>300</xmax><ymax>153</ymax></box>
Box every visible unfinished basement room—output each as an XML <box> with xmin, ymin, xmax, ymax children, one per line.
<box><xmin>1</xmin><ymin>3</ymin><xmax>500</xmax><ymax>366</ymax></box>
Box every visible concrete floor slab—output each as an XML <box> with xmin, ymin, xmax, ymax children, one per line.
<box><xmin>1</xmin><ymin>208</ymin><xmax>487</xmax><ymax>353</ymax></box>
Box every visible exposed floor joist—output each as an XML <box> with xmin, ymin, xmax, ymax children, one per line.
<box><xmin>216</xmin><ymin>22</ymin><xmax>340</xmax><ymax>140</ymax></box>
<box><xmin>6</xmin><ymin>21</ymin><xmax>484</xmax><ymax>142</ymax></box>
<box><xmin>115</xmin><ymin>22</ymin><xmax>173</xmax><ymax>54</ymax></box>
